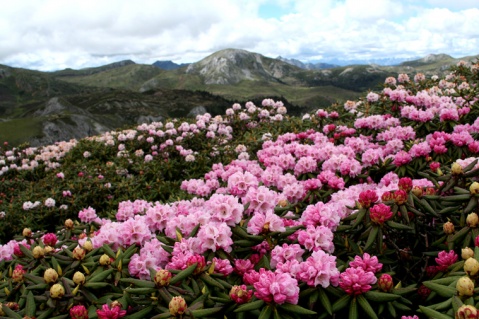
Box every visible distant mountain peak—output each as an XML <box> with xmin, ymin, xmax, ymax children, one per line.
<box><xmin>185</xmin><ymin>48</ymin><xmax>295</xmax><ymax>85</ymax></box>
<box><xmin>152</xmin><ymin>60</ymin><xmax>189</xmax><ymax>70</ymax></box>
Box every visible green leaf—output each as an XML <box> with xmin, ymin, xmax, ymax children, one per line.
<box><xmin>464</xmin><ymin>197</ymin><xmax>478</xmax><ymax>214</ymax></box>
<box><xmin>428</xmin><ymin>297</ymin><xmax>453</xmax><ymax>311</ymax></box>
<box><xmin>20</xmin><ymin>244</ymin><xmax>34</xmax><ymax>258</ymax></box>
<box><xmin>278</xmin><ymin>303</ymin><xmax>317</xmax><ymax>315</ymax></box>
<box><xmin>169</xmin><ymin>263</ymin><xmax>197</xmax><ymax>285</ymax></box>
<box><xmin>442</xmin><ymin>194</ymin><xmax>472</xmax><ymax>201</ymax></box>
<box><xmin>36</xmin><ymin>308</ymin><xmax>55</xmax><ymax>319</ymax></box>
<box><xmin>1</xmin><ymin>305</ymin><xmax>22</xmax><ymax>319</ymax></box>
<box><xmin>87</xmin><ymin>268</ymin><xmax>115</xmax><ymax>283</ymax></box>
<box><xmin>450</xmin><ymin>226</ymin><xmax>470</xmax><ymax>243</ymax></box>
<box><xmin>119</xmin><ymin>278</ymin><xmax>156</xmax><ymax>288</ymax></box>
<box><xmin>419</xmin><ymin>305</ymin><xmax>454</xmax><ymax>319</ymax></box>
<box><xmin>318</xmin><ymin>288</ymin><xmax>332</xmax><ymax>315</ymax></box>
<box><xmin>385</xmin><ymin>221</ymin><xmax>413</xmax><ymax>231</ymax></box>
<box><xmin>25</xmin><ymin>291</ymin><xmax>36</xmax><ymax>317</ymax></box>
<box><xmin>199</xmin><ymin>273</ymin><xmax>224</xmax><ymax>289</ymax></box>
<box><xmin>189</xmin><ymin>307</ymin><xmax>223</xmax><ymax>318</ymax></box>
<box><xmin>349</xmin><ymin>297</ymin><xmax>358</xmax><ymax>319</ymax></box>
<box><xmin>124</xmin><ymin>306</ymin><xmax>153</xmax><ymax>319</ymax></box>
<box><xmin>357</xmin><ymin>295</ymin><xmax>378</xmax><ymax>319</ymax></box>
<box><xmin>234</xmin><ymin>300</ymin><xmax>265</xmax><ymax>312</ymax></box>
<box><xmin>83</xmin><ymin>282</ymin><xmax>110</xmax><ymax>289</ymax></box>
<box><xmin>364</xmin><ymin>226</ymin><xmax>379</xmax><ymax>251</ymax></box>
<box><xmin>258</xmin><ymin>304</ymin><xmax>273</xmax><ymax>319</ymax></box>
<box><xmin>124</xmin><ymin>287</ymin><xmax>157</xmax><ymax>295</ymax></box>
<box><xmin>364</xmin><ymin>291</ymin><xmax>400</xmax><ymax>302</ymax></box>
<box><xmin>422</xmin><ymin>281</ymin><xmax>456</xmax><ymax>298</ymax></box>
<box><xmin>331</xmin><ymin>294</ymin><xmax>351</xmax><ymax>312</ymax></box>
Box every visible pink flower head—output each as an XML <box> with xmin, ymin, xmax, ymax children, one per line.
<box><xmin>369</xmin><ymin>203</ymin><xmax>393</xmax><ymax>224</ymax></box>
<box><xmin>429</xmin><ymin>162</ymin><xmax>441</xmax><ymax>172</ymax></box>
<box><xmin>96</xmin><ymin>304</ymin><xmax>127</xmax><ymax>319</ymax></box>
<box><xmin>234</xmin><ymin>259</ymin><xmax>254</xmax><ymax>276</ymax></box>
<box><xmin>78</xmin><ymin>206</ymin><xmax>98</xmax><ymax>223</ymax></box>
<box><xmin>253</xmin><ymin>269</ymin><xmax>299</xmax><ymax>304</ymax></box>
<box><xmin>70</xmin><ymin>305</ymin><xmax>89</xmax><ymax>319</ymax></box>
<box><xmin>186</xmin><ymin>254</ymin><xmax>206</xmax><ymax>275</ymax></box>
<box><xmin>339</xmin><ymin>267</ymin><xmax>377</xmax><ymax>295</ymax></box>
<box><xmin>435</xmin><ymin>250</ymin><xmax>458</xmax><ymax>272</ymax></box>
<box><xmin>358</xmin><ymin>190</ymin><xmax>378</xmax><ymax>209</ymax></box>
<box><xmin>211</xmin><ymin>257</ymin><xmax>234</xmax><ymax>276</ymax></box>
<box><xmin>394</xmin><ymin>190</ymin><xmax>408</xmax><ymax>205</ymax></box>
<box><xmin>398</xmin><ymin>177</ymin><xmax>413</xmax><ymax>192</ymax></box>
<box><xmin>349</xmin><ymin>253</ymin><xmax>383</xmax><ymax>273</ymax></box>
<box><xmin>43</xmin><ymin>233</ymin><xmax>58</xmax><ymax>246</ymax></box>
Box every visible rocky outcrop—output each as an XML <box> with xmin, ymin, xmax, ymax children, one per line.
<box><xmin>185</xmin><ymin>49</ymin><xmax>295</xmax><ymax>85</ymax></box>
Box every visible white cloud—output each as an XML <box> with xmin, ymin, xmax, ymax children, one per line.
<box><xmin>0</xmin><ymin>0</ymin><xmax>477</xmax><ymax>70</ymax></box>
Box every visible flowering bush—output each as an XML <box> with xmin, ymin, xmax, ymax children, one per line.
<box><xmin>0</xmin><ymin>59</ymin><xmax>479</xmax><ymax>318</ymax></box>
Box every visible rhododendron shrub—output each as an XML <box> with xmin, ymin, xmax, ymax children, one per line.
<box><xmin>0</xmin><ymin>59</ymin><xmax>479</xmax><ymax>318</ymax></box>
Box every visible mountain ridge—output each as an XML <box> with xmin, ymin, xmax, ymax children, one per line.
<box><xmin>1</xmin><ymin>48</ymin><xmax>478</xmax><ymax>147</ymax></box>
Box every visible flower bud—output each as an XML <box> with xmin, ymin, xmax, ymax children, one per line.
<box><xmin>154</xmin><ymin>269</ymin><xmax>172</xmax><ymax>287</ymax></box>
<box><xmin>64</xmin><ymin>219</ymin><xmax>74</xmax><ymax>229</ymax></box>
<box><xmin>443</xmin><ymin>221</ymin><xmax>455</xmax><ymax>235</ymax></box>
<box><xmin>73</xmin><ymin>246</ymin><xmax>85</xmax><ymax>260</ymax></box>
<box><xmin>452</xmin><ymin>162</ymin><xmax>463</xmax><ymax>175</ymax></box>
<box><xmin>73</xmin><ymin>271</ymin><xmax>86</xmax><ymax>285</ymax></box>
<box><xmin>69</xmin><ymin>304</ymin><xmax>88</xmax><ymax>319</ymax></box>
<box><xmin>456</xmin><ymin>276</ymin><xmax>474</xmax><ymax>296</ymax></box>
<box><xmin>464</xmin><ymin>258</ymin><xmax>479</xmax><ymax>277</ymax></box>
<box><xmin>50</xmin><ymin>283</ymin><xmax>65</xmax><ymax>299</ymax></box>
<box><xmin>82</xmin><ymin>240</ymin><xmax>93</xmax><ymax>252</ymax></box>
<box><xmin>467</xmin><ymin>213</ymin><xmax>479</xmax><ymax>228</ymax></box>
<box><xmin>394</xmin><ymin>190</ymin><xmax>408</xmax><ymax>205</ymax></box>
<box><xmin>169</xmin><ymin>296</ymin><xmax>187</xmax><ymax>316</ymax></box>
<box><xmin>462</xmin><ymin>247</ymin><xmax>475</xmax><ymax>260</ymax></box>
<box><xmin>456</xmin><ymin>304</ymin><xmax>478</xmax><ymax>319</ymax></box>
<box><xmin>44</xmin><ymin>268</ymin><xmax>59</xmax><ymax>284</ymax></box>
<box><xmin>22</xmin><ymin>228</ymin><xmax>32</xmax><ymax>237</ymax></box>
<box><xmin>44</xmin><ymin>245</ymin><xmax>54</xmax><ymax>254</ymax></box>
<box><xmin>99</xmin><ymin>254</ymin><xmax>111</xmax><ymax>266</ymax></box>
<box><xmin>278</xmin><ymin>199</ymin><xmax>288</xmax><ymax>207</ymax></box>
<box><xmin>411</xmin><ymin>186</ymin><xmax>423</xmax><ymax>198</ymax></box>
<box><xmin>12</xmin><ymin>265</ymin><xmax>25</xmax><ymax>283</ymax></box>
<box><xmin>229</xmin><ymin>285</ymin><xmax>253</xmax><ymax>304</ymax></box>
<box><xmin>377</xmin><ymin>274</ymin><xmax>394</xmax><ymax>292</ymax></box>
<box><xmin>0</xmin><ymin>303</ymin><xmax>4</xmax><ymax>316</ymax></box>
<box><xmin>32</xmin><ymin>246</ymin><xmax>45</xmax><ymax>259</ymax></box>
<box><xmin>471</xmin><ymin>182</ymin><xmax>479</xmax><ymax>195</ymax></box>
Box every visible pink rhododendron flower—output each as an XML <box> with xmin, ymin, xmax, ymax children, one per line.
<box><xmin>78</xmin><ymin>206</ymin><xmax>98</xmax><ymax>223</ymax></box>
<box><xmin>253</xmin><ymin>269</ymin><xmax>299</xmax><ymax>304</ymax></box>
<box><xmin>296</xmin><ymin>250</ymin><xmax>340</xmax><ymax>287</ymax></box>
<box><xmin>42</xmin><ymin>233</ymin><xmax>58</xmax><ymax>246</ymax></box>
<box><xmin>349</xmin><ymin>253</ymin><xmax>383</xmax><ymax>273</ymax></box>
<box><xmin>247</xmin><ymin>211</ymin><xmax>285</xmax><ymax>235</ymax></box>
<box><xmin>369</xmin><ymin>203</ymin><xmax>393</xmax><ymax>224</ymax></box>
<box><xmin>358</xmin><ymin>190</ymin><xmax>378</xmax><ymax>209</ymax></box>
<box><xmin>197</xmin><ymin>222</ymin><xmax>233</xmax><ymax>252</ymax></box>
<box><xmin>297</xmin><ymin>225</ymin><xmax>334</xmax><ymax>253</ymax></box>
<box><xmin>96</xmin><ymin>304</ymin><xmax>127</xmax><ymax>319</ymax></box>
<box><xmin>435</xmin><ymin>250</ymin><xmax>458</xmax><ymax>272</ymax></box>
<box><xmin>339</xmin><ymin>267</ymin><xmax>377</xmax><ymax>295</ymax></box>
<box><xmin>270</xmin><ymin>243</ymin><xmax>305</xmax><ymax>268</ymax></box>
<box><xmin>211</xmin><ymin>257</ymin><xmax>234</xmax><ymax>276</ymax></box>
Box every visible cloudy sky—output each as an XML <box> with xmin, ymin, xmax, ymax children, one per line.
<box><xmin>1</xmin><ymin>0</ymin><xmax>478</xmax><ymax>71</ymax></box>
